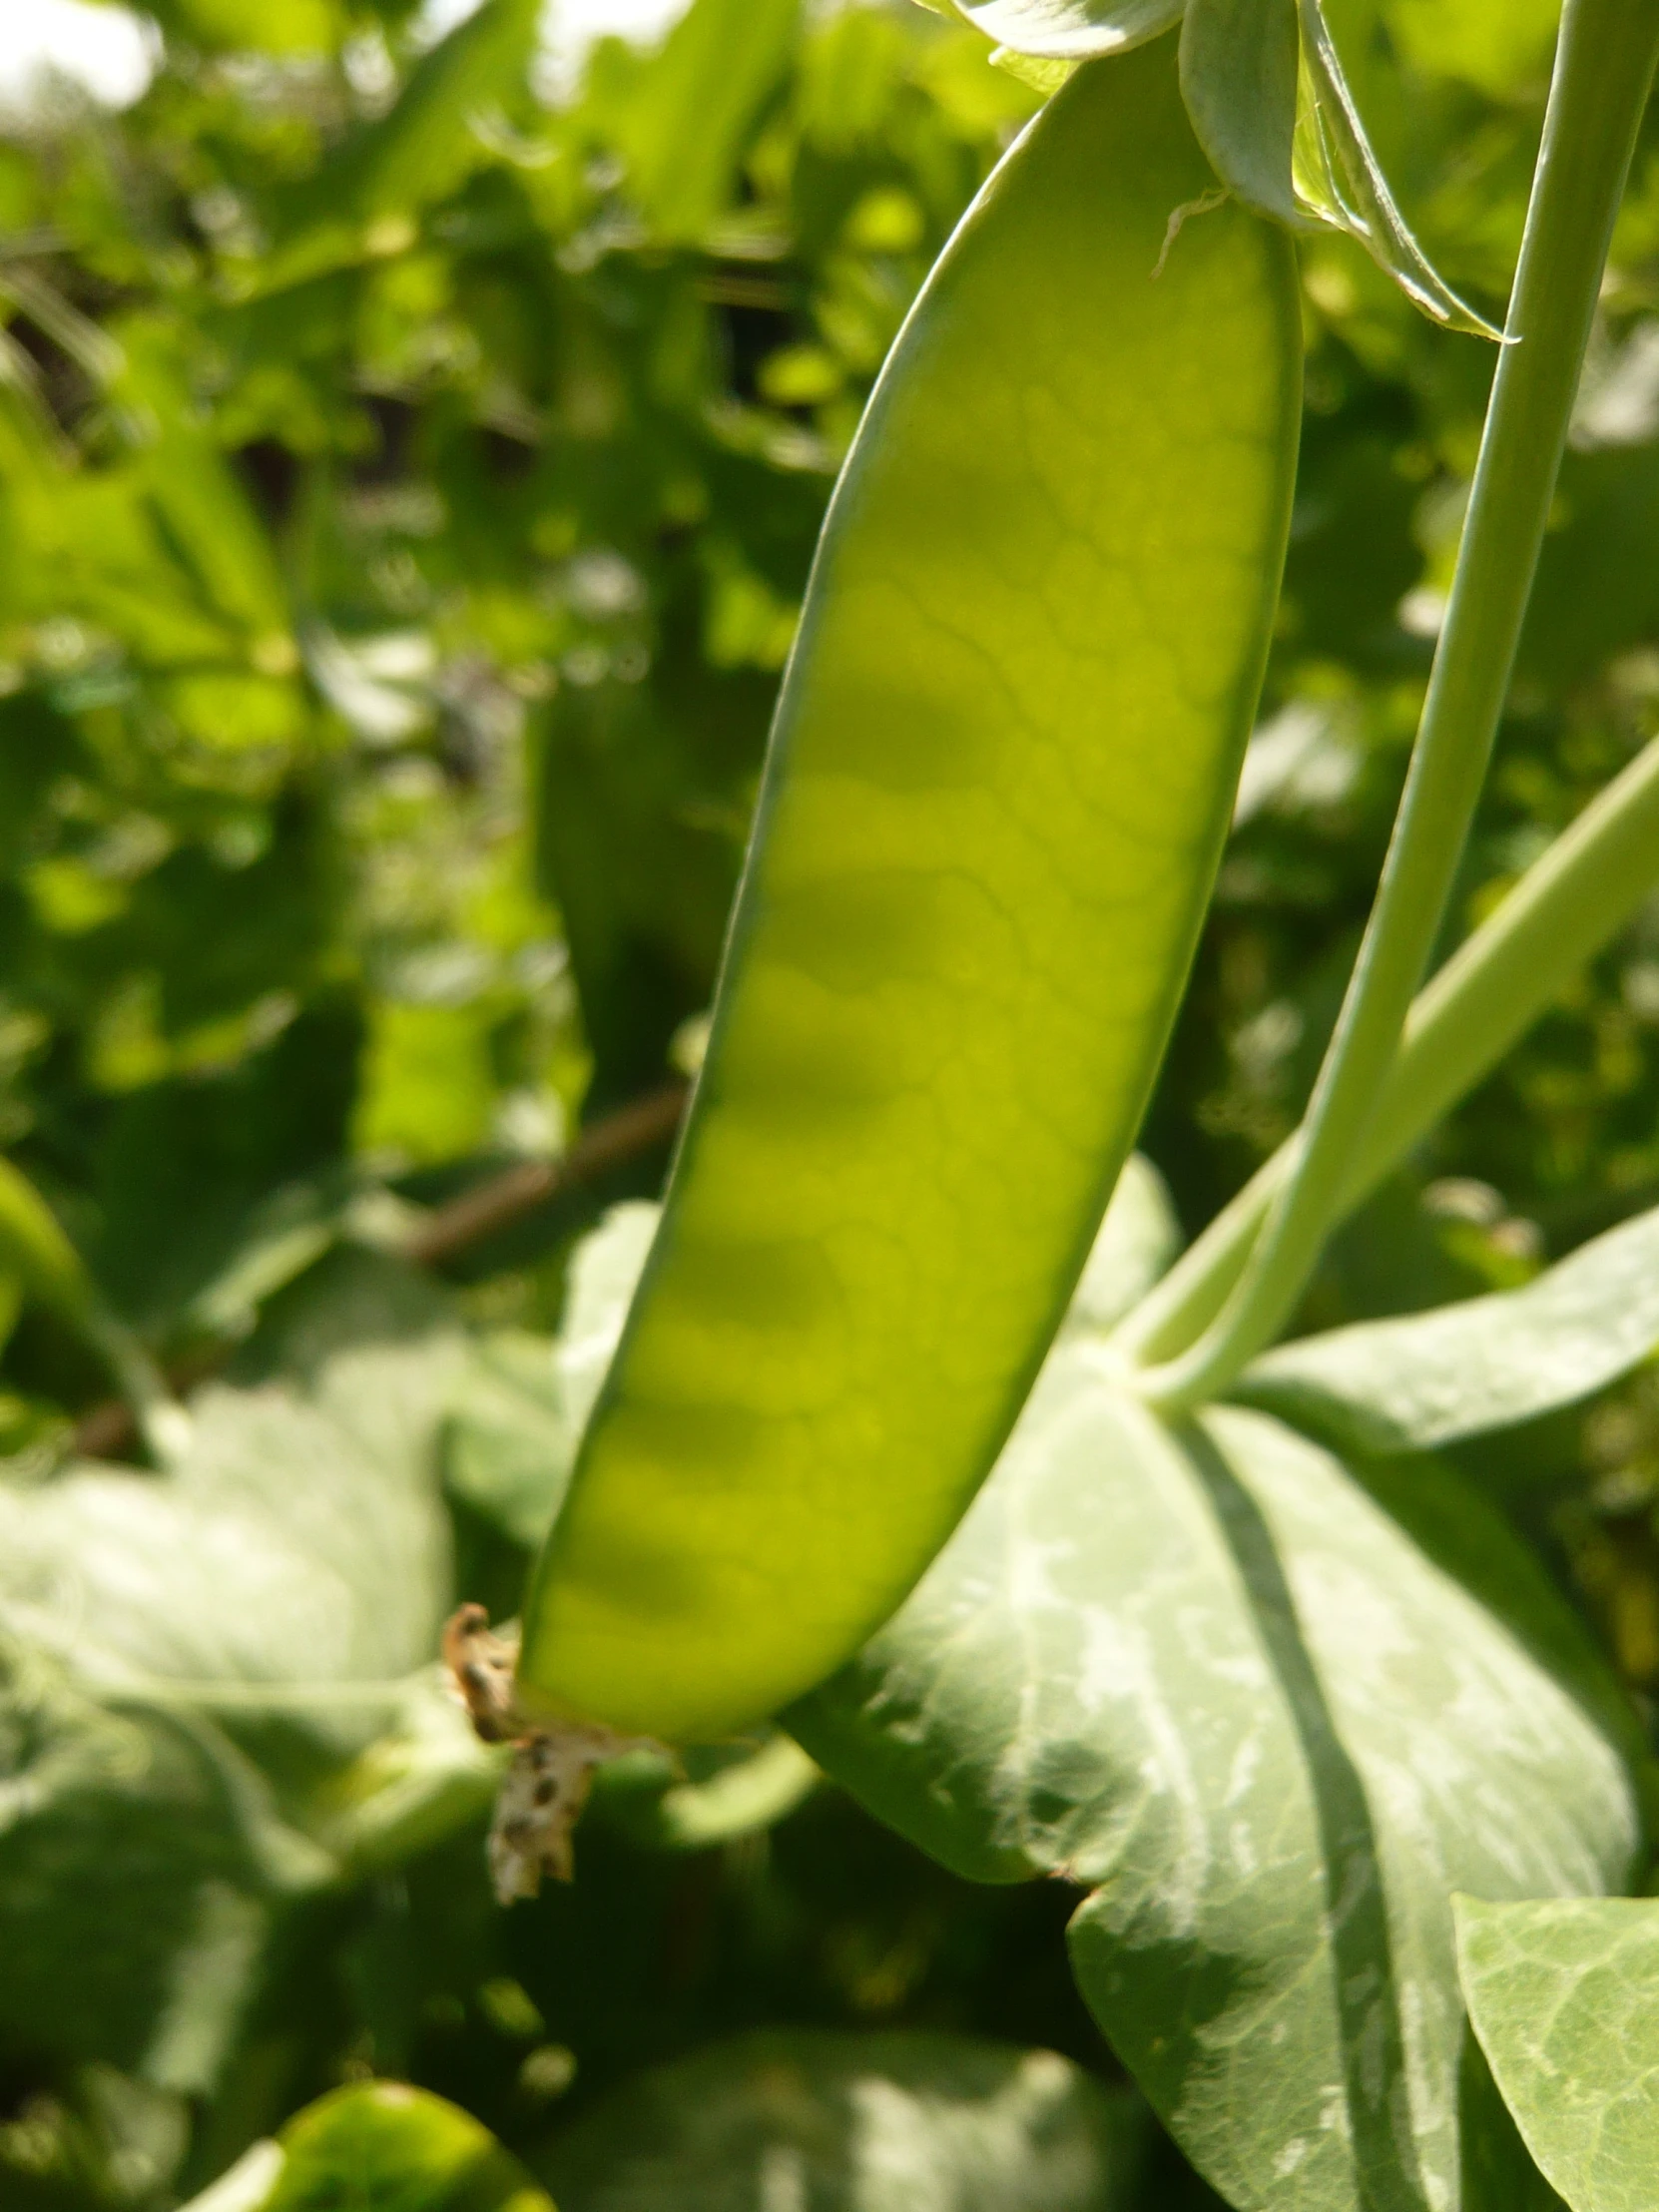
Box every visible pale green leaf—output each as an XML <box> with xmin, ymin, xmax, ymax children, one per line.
<box><xmin>1180</xmin><ymin>0</ymin><xmax>1302</xmax><ymax>224</ymax></box>
<box><xmin>1456</xmin><ymin>1894</ymin><xmax>1659</xmax><ymax>2212</ymax></box>
<box><xmin>1235</xmin><ymin>1201</ymin><xmax>1659</xmax><ymax>1454</ymax></box>
<box><xmin>0</xmin><ymin>1633</ymin><xmax>302</xmax><ymax>2090</ymax></box>
<box><xmin>444</xmin><ymin>1330</ymin><xmax>573</xmax><ymax>1549</ymax></box>
<box><xmin>0</xmin><ymin>1268</ymin><xmax>461</xmax><ymax>1745</ymax></box>
<box><xmin>0</xmin><ymin>1253</ymin><xmax>469</xmax><ymax>2082</ymax></box>
<box><xmin>1065</xmin><ymin>1154</ymin><xmax>1183</xmax><ymax>1337</ymax></box>
<box><xmin>443</xmin><ymin>1203</ymin><xmax>662</xmax><ymax>1548</ymax></box>
<box><xmin>793</xmin><ymin>1361</ymin><xmax>1636</xmax><ymax>2212</ymax></box>
<box><xmin>952</xmin><ymin>1</ymin><xmax>1184</xmax><ymax>61</ymax></box>
<box><xmin>545</xmin><ymin>2029</ymin><xmax>1151</xmax><ymax>2212</ymax></box>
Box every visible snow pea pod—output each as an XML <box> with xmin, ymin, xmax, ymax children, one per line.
<box><xmin>518</xmin><ymin>35</ymin><xmax>1301</xmax><ymax>1742</ymax></box>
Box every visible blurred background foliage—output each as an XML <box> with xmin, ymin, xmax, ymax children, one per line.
<box><xmin>4</xmin><ymin>0</ymin><xmax>1659</xmax><ymax>2204</ymax></box>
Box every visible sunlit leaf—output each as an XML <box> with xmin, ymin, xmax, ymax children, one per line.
<box><xmin>1456</xmin><ymin>1894</ymin><xmax>1659</xmax><ymax>2212</ymax></box>
<box><xmin>1179</xmin><ymin>0</ymin><xmax>1302</xmax><ymax>225</ymax></box>
<box><xmin>794</xmin><ymin>1363</ymin><xmax>1636</xmax><ymax>2212</ymax></box>
<box><xmin>1235</xmin><ymin>1199</ymin><xmax>1659</xmax><ymax>1453</ymax></box>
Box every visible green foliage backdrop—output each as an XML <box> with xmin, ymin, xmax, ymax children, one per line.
<box><xmin>3</xmin><ymin>0</ymin><xmax>1659</xmax><ymax>2205</ymax></box>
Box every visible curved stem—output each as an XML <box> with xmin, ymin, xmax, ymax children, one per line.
<box><xmin>82</xmin><ymin>1307</ymin><xmax>193</xmax><ymax>1467</ymax></box>
<box><xmin>1135</xmin><ymin>0</ymin><xmax>1659</xmax><ymax>1414</ymax></box>
<box><xmin>1116</xmin><ymin>727</ymin><xmax>1659</xmax><ymax>1365</ymax></box>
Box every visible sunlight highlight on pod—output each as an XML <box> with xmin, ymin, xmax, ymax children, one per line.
<box><xmin>517</xmin><ymin>35</ymin><xmax>1303</xmax><ymax>1742</ymax></box>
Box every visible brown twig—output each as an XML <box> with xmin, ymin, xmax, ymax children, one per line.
<box><xmin>406</xmin><ymin>1080</ymin><xmax>686</xmax><ymax>1268</ymax></box>
<box><xmin>69</xmin><ymin>1079</ymin><xmax>688</xmax><ymax>1461</ymax></box>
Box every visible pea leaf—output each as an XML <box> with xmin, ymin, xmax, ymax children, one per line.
<box><xmin>1295</xmin><ymin>0</ymin><xmax>1502</xmax><ymax>338</ymax></box>
<box><xmin>1066</xmin><ymin>1154</ymin><xmax>1183</xmax><ymax>1336</ymax></box>
<box><xmin>1455</xmin><ymin>1894</ymin><xmax>1659</xmax><ymax>2212</ymax></box>
<box><xmin>947</xmin><ymin>1</ymin><xmax>1184</xmax><ymax>59</ymax></box>
<box><xmin>792</xmin><ymin>1365</ymin><xmax>1636</xmax><ymax>2212</ymax></box>
<box><xmin>444</xmin><ymin>1204</ymin><xmax>661</xmax><ymax>1549</ymax></box>
<box><xmin>0</xmin><ymin>1256</ymin><xmax>459</xmax><ymax>1742</ymax></box>
<box><xmin>1234</xmin><ymin>1201</ymin><xmax>1659</xmax><ymax>1455</ymax></box>
<box><xmin>185</xmin><ymin>2082</ymin><xmax>552</xmax><ymax>2212</ymax></box>
<box><xmin>544</xmin><ymin>2029</ymin><xmax>1150</xmax><ymax>2212</ymax></box>
<box><xmin>0</xmin><ymin>1631</ymin><xmax>318</xmax><ymax>2090</ymax></box>
<box><xmin>0</xmin><ymin>1252</ymin><xmax>466</xmax><ymax>2082</ymax></box>
<box><xmin>1179</xmin><ymin>0</ymin><xmax>1302</xmax><ymax>225</ymax></box>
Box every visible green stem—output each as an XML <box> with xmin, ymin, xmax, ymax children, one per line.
<box><xmin>1134</xmin><ymin>0</ymin><xmax>1659</xmax><ymax>1414</ymax></box>
<box><xmin>1116</xmin><ymin>726</ymin><xmax>1659</xmax><ymax>1365</ymax></box>
<box><xmin>82</xmin><ymin>1307</ymin><xmax>193</xmax><ymax>1467</ymax></box>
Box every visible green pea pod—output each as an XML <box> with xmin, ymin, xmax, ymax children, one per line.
<box><xmin>518</xmin><ymin>37</ymin><xmax>1301</xmax><ymax>1743</ymax></box>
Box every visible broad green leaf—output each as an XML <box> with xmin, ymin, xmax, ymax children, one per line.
<box><xmin>444</xmin><ymin>1204</ymin><xmax>663</xmax><ymax>1548</ymax></box>
<box><xmin>0</xmin><ymin>1253</ymin><xmax>467</xmax><ymax>2078</ymax></box>
<box><xmin>445</xmin><ymin>1331</ymin><xmax>574</xmax><ymax>1550</ymax></box>
<box><xmin>0</xmin><ymin>1261</ymin><xmax>459</xmax><ymax>1744</ymax></box>
<box><xmin>949</xmin><ymin>0</ymin><xmax>1184</xmax><ymax>58</ymax></box>
<box><xmin>792</xmin><ymin>1367</ymin><xmax>1636</xmax><ymax>2212</ymax></box>
<box><xmin>1458</xmin><ymin>2026</ymin><xmax>1570</xmax><ymax>2212</ymax></box>
<box><xmin>1455</xmin><ymin>1894</ymin><xmax>1659</xmax><ymax>2212</ymax></box>
<box><xmin>1179</xmin><ymin>0</ymin><xmax>1302</xmax><ymax>225</ymax></box>
<box><xmin>0</xmin><ymin>1630</ymin><xmax>318</xmax><ymax>2090</ymax></box>
<box><xmin>1295</xmin><ymin>0</ymin><xmax>1501</xmax><ymax>338</ymax></box>
<box><xmin>544</xmin><ymin>2029</ymin><xmax>1150</xmax><ymax>2212</ymax></box>
<box><xmin>1066</xmin><ymin>1153</ymin><xmax>1183</xmax><ymax>1336</ymax></box>
<box><xmin>519</xmin><ymin>37</ymin><xmax>1301</xmax><ymax>1744</ymax></box>
<box><xmin>1235</xmin><ymin>1200</ymin><xmax>1659</xmax><ymax>1454</ymax></box>
<box><xmin>186</xmin><ymin>2082</ymin><xmax>552</xmax><ymax>2212</ymax></box>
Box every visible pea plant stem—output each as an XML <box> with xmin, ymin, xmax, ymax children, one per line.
<box><xmin>1117</xmin><ymin>723</ymin><xmax>1659</xmax><ymax>1364</ymax></box>
<box><xmin>1134</xmin><ymin>0</ymin><xmax>1659</xmax><ymax>1414</ymax></box>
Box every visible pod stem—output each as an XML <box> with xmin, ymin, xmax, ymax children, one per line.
<box><xmin>1133</xmin><ymin>0</ymin><xmax>1659</xmax><ymax>1415</ymax></box>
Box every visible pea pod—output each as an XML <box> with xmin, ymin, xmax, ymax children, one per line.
<box><xmin>518</xmin><ymin>36</ymin><xmax>1302</xmax><ymax>1742</ymax></box>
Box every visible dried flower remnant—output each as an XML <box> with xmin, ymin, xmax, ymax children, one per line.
<box><xmin>442</xmin><ymin>1603</ymin><xmax>658</xmax><ymax>1903</ymax></box>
